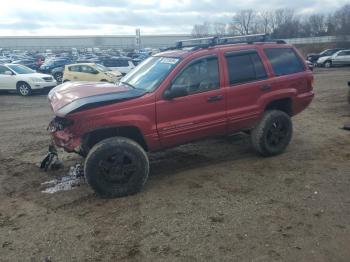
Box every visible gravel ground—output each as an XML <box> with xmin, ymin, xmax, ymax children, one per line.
<box><xmin>0</xmin><ymin>68</ymin><xmax>350</xmax><ymax>262</ymax></box>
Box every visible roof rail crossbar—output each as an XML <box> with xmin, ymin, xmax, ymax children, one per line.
<box><xmin>176</xmin><ymin>37</ymin><xmax>218</xmax><ymax>49</ymax></box>
<box><xmin>218</xmin><ymin>34</ymin><xmax>269</xmax><ymax>44</ymax></box>
<box><xmin>173</xmin><ymin>34</ymin><xmax>286</xmax><ymax>50</ymax></box>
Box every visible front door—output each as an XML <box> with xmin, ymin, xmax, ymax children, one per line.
<box><xmin>156</xmin><ymin>56</ymin><xmax>227</xmax><ymax>148</ymax></box>
<box><xmin>79</xmin><ymin>65</ymin><xmax>100</xmax><ymax>81</ymax></box>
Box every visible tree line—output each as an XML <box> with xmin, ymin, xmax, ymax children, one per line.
<box><xmin>191</xmin><ymin>4</ymin><xmax>350</xmax><ymax>39</ymax></box>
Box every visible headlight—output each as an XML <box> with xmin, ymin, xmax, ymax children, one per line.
<box><xmin>30</xmin><ymin>77</ymin><xmax>44</xmax><ymax>82</ymax></box>
<box><xmin>47</xmin><ymin>117</ymin><xmax>74</xmax><ymax>132</ymax></box>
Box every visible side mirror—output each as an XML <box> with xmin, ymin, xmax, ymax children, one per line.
<box><xmin>164</xmin><ymin>84</ymin><xmax>188</xmax><ymax>99</ymax></box>
<box><xmin>4</xmin><ymin>71</ymin><xmax>13</xmax><ymax>75</ymax></box>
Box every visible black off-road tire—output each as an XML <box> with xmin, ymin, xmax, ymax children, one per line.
<box><xmin>16</xmin><ymin>82</ymin><xmax>32</xmax><ymax>96</ymax></box>
<box><xmin>251</xmin><ymin>110</ymin><xmax>293</xmax><ymax>157</ymax></box>
<box><xmin>84</xmin><ymin>137</ymin><xmax>149</xmax><ymax>198</ymax></box>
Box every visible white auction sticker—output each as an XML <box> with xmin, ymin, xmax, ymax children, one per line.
<box><xmin>161</xmin><ymin>57</ymin><xmax>179</xmax><ymax>64</ymax></box>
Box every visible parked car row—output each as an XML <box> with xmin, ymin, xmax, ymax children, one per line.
<box><xmin>307</xmin><ymin>48</ymin><xmax>350</xmax><ymax>68</ymax></box>
<box><xmin>0</xmin><ymin>47</ymin><xmax>157</xmax><ymax>83</ymax></box>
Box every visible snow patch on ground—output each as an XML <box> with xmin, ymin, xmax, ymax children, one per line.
<box><xmin>41</xmin><ymin>164</ymin><xmax>85</xmax><ymax>194</ymax></box>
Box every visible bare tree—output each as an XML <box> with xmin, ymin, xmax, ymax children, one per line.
<box><xmin>259</xmin><ymin>11</ymin><xmax>274</xmax><ymax>34</ymax></box>
<box><xmin>308</xmin><ymin>14</ymin><xmax>326</xmax><ymax>36</ymax></box>
<box><xmin>213</xmin><ymin>22</ymin><xmax>227</xmax><ymax>36</ymax></box>
<box><xmin>231</xmin><ymin>9</ymin><xmax>256</xmax><ymax>35</ymax></box>
<box><xmin>191</xmin><ymin>22</ymin><xmax>210</xmax><ymax>37</ymax></box>
<box><xmin>333</xmin><ymin>4</ymin><xmax>350</xmax><ymax>35</ymax></box>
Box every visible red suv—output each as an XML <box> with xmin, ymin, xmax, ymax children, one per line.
<box><xmin>46</xmin><ymin>35</ymin><xmax>314</xmax><ymax>197</ymax></box>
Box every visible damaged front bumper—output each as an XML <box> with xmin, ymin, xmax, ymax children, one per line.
<box><xmin>48</xmin><ymin>117</ymin><xmax>81</xmax><ymax>153</ymax></box>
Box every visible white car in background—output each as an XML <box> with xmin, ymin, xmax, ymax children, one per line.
<box><xmin>0</xmin><ymin>64</ymin><xmax>57</xmax><ymax>96</ymax></box>
<box><xmin>100</xmin><ymin>57</ymin><xmax>135</xmax><ymax>75</ymax></box>
<box><xmin>317</xmin><ymin>50</ymin><xmax>350</xmax><ymax>68</ymax></box>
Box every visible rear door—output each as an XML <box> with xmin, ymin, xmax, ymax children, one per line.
<box><xmin>334</xmin><ymin>50</ymin><xmax>350</xmax><ymax>65</ymax></box>
<box><xmin>263</xmin><ymin>47</ymin><xmax>308</xmax><ymax>94</ymax></box>
<box><xmin>156</xmin><ymin>55</ymin><xmax>227</xmax><ymax>148</ymax></box>
<box><xmin>223</xmin><ymin>49</ymin><xmax>270</xmax><ymax>133</ymax></box>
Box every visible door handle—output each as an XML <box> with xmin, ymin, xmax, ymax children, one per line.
<box><xmin>260</xmin><ymin>84</ymin><xmax>271</xmax><ymax>91</ymax></box>
<box><xmin>207</xmin><ymin>95</ymin><xmax>223</xmax><ymax>102</ymax></box>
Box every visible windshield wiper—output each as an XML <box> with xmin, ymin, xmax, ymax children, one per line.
<box><xmin>121</xmin><ymin>81</ymin><xmax>136</xmax><ymax>89</ymax></box>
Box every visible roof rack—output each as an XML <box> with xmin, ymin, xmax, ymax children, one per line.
<box><xmin>174</xmin><ymin>34</ymin><xmax>286</xmax><ymax>50</ymax></box>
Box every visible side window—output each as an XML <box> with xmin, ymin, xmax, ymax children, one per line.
<box><xmin>0</xmin><ymin>66</ymin><xmax>9</xmax><ymax>74</ymax></box>
<box><xmin>337</xmin><ymin>51</ymin><xmax>346</xmax><ymax>56</ymax></box>
<box><xmin>170</xmin><ymin>56</ymin><xmax>220</xmax><ymax>96</ymax></box>
<box><xmin>69</xmin><ymin>65</ymin><xmax>81</xmax><ymax>72</ymax></box>
<box><xmin>225</xmin><ymin>51</ymin><xmax>267</xmax><ymax>85</ymax></box>
<box><xmin>264</xmin><ymin>48</ymin><xmax>305</xmax><ymax>76</ymax></box>
<box><xmin>119</xmin><ymin>60</ymin><xmax>129</xmax><ymax>67</ymax></box>
<box><xmin>81</xmin><ymin>65</ymin><xmax>96</xmax><ymax>74</ymax></box>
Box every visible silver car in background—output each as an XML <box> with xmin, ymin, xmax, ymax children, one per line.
<box><xmin>317</xmin><ymin>50</ymin><xmax>350</xmax><ymax>68</ymax></box>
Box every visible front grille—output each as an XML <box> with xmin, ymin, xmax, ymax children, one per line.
<box><xmin>43</xmin><ymin>77</ymin><xmax>53</xmax><ymax>82</ymax></box>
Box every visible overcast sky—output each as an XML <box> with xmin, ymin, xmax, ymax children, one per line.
<box><xmin>0</xmin><ymin>0</ymin><xmax>348</xmax><ymax>36</ymax></box>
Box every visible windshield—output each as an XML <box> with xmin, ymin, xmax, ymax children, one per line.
<box><xmin>321</xmin><ymin>49</ymin><xmax>338</xmax><ymax>56</ymax></box>
<box><xmin>119</xmin><ymin>56</ymin><xmax>180</xmax><ymax>91</ymax></box>
<box><xmin>7</xmin><ymin>64</ymin><xmax>35</xmax><ymax>74</ymax></box>
<box><xmin>95</xmin><ymin>64</ymin><xmax>110</xmax><ymax>72</ymax></box>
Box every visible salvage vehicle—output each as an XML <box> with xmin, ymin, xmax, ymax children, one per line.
<box><xmin>0</xmin><ymin>63</ymin><xmax>57</xmax><ymax>96</ymax></box>
<box><xmin>39</xmin><ymin>57</ymin><xmax>73</xmax><ymax>74</ymax></box>
<box><xmin>317</xmin><ymin>49</ymin><xmax>350</xmax><ymax>68</ymax></box>
<box><xmin>100</xmin><ymin>57</ymin><xmax>135</xmax><ymax>75</ymax></box>
<box><xmin>45</xmin><ymin>34</ymin><xmax>314</xmax><ymax>198</ymax></box>
<box><xmin>62</xmin><ymin>63</ymin><xmax>122</xmax><ymax>83</ymax></box>
<box><xmin>307</xmin><ymin>48</ymin><xmax>344</xmax><ymax>65</ymax></box>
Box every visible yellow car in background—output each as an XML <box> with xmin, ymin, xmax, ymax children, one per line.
<box><xmin>62</xmin><ymin>63</ymin><xmax>122</xmax><ymax>83</ymax></box>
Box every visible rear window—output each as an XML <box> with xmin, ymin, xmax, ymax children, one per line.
<box><xmin>225</xmin><ymin>51</ymin><xmax>267</xmax><ymax>85</ymax></box>
<box><xmin>264</xmin><ymin>48</ymin><xmax>305</xmax><ymax>76</ymax></box>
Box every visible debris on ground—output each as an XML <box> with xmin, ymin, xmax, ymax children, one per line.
<box><xmin>40</xmin><ymin>144</ymin><xmax>63</xmax><ymax>171</ymax></box>
<box><xmin>41</xmin><ymin>163</ymin><xmax>85</xmax><ymax>194</ymax></box>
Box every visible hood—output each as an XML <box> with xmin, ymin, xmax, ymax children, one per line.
<box><xmin>48</xmin><ymin>81</ymin><xmax>147</xmax><ymax>117</ymax></box>
<box><xmin>317</xmin><ymin>56</ymin><xmax>331</xmax><ymax>63</ymax></box>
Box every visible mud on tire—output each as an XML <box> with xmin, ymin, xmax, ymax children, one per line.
<box><xmin>84</xmin><ymin>137</ymin><xmax>149</xmax><ymax>198</ymax></box>
<box><xmin>251</xmin><ymin>110</ymin><xmax>293</xmax><ymax>157</ymax></box>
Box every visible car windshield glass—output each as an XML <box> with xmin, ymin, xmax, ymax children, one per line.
<box><xmin>119</xmin><ymin>56</ymin><xmax>180</xmax><ymax>91</ymax></box>
<box><xmin>95</xmin><ymin>64</ymin><xmax>110</xmax><ymax>72</ymax></box>
<box><xmin>7</xmin><ymin>64</ymin><xmax>35</xmax><ymax>74</ymax></box>
<box><xmin>321</xmin><ymin>50</ymin><xmax>338</xmax><ymax>56</ymax></box>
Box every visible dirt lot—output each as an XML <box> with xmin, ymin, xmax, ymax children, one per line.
<box><xmin>0</xmin><ymin>68</ymin><xmax>350</xmax><ymax>262</ymax></box>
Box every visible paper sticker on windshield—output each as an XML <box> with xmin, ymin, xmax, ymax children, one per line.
<box><xmin>160</xmin><ymin>58</ymin><xmax>179</xmax><ymax>64</ymax></box>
